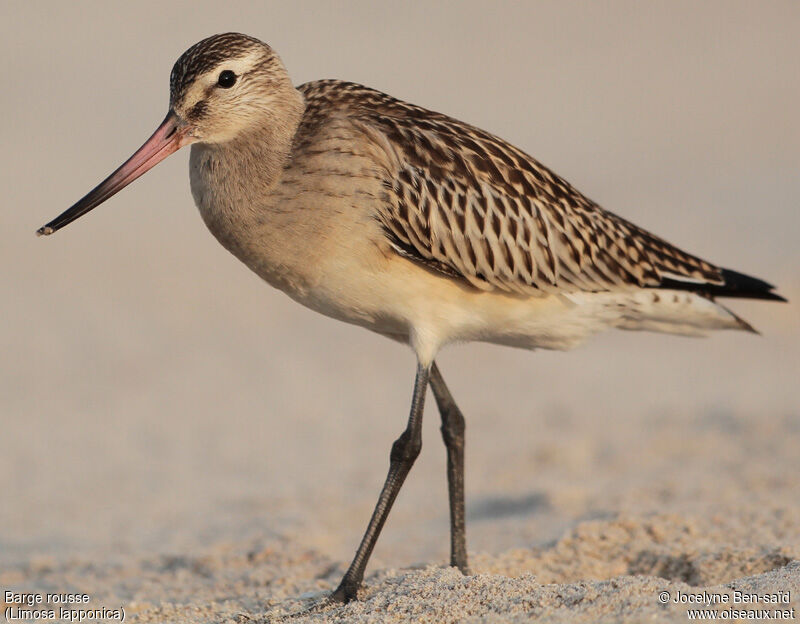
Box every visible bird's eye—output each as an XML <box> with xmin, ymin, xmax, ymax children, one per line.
<box><xmin>217</xmin><ymin>70</ymin><xmax>237</xmax><ymax>88</ymax></box>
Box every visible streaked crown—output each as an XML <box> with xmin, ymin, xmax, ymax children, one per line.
<box><xmin>169</xmin><ymin>33</ymin><xmax>267</xmax><ymax>104</ymax></box>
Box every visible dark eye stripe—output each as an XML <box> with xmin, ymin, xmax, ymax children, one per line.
<box><xmin>189</xmin><ymin>100</ymin><xmax>208</xmax><ymax>119</ymax></box>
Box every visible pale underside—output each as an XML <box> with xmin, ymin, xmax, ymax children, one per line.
<box><xmin>190</xmin><ymin>80</ymin><xmax>755</xmax><ymax>366</ymax></box>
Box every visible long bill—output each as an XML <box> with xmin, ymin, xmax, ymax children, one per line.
<box><xmin>37</xmin><ymin>110</ymin><xmax>193</xmax><ymax>236</ymax></box>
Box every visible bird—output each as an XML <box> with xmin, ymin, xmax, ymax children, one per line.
<box><xmin>37</xmin><ymin>33</ymin><xmax>786</xmax><ymax>604</ymax></box>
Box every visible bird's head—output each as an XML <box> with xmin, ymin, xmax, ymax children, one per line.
<box><xmin>170</xmin><ymin>33</ymin><xmax>296</xmax><ymax>144</ymax></box>
<box><xmin>37</xmin><ymin>33</ymin><xmax>297</xmax><ymax>236</ymax></box>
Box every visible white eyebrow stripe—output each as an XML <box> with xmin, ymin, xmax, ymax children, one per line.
<box><xmin>179</xmin><ymin>52</ymin><xmax>263</xmax><ymax>109</ymax></box>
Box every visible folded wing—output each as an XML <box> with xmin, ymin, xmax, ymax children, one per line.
<box><xmin>298</xmin><ymin>80</ymin><xmax>784</xmax><ymax>302</ymax></box>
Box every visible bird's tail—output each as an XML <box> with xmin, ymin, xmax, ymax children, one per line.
<box><xmin>611</xmin><ymin>289</ymin><xmax>763</xmax><ymax>336</ymax></box>
<box><xmin>658</xmin><ymin>268</ymin><xmax>787</xmax><ymax>302</ymax></box>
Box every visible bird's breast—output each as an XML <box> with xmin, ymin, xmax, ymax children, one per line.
<box><xmin>188</xmin><ymin>145</ymin><xmax>314</xmax><ymax>297</ymax></box>
<box><xmin>187</xmin><ymin>142</ymin><xmax>408</xmax><ymax>336</ymax></box>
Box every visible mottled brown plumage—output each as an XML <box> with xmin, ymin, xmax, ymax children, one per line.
<box><xmin>298</xmin><ymin>79</ymin><xmax>743</xmax><ymax>297</ymax></box>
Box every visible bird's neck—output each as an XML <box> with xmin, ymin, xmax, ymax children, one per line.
<box><xmin>190</xmin><ymin>87</ymin><xmax>304</xmax><ymax>212</ymax></box>
<box><xmin>188</xmin><ymin>87</ymin><xmax>307</xmax><ymax>276</ymax></box>
<box><xmin>197</xmin><ymin>89</ymin><xmax>304</xmax><ymax>189</ymax></box>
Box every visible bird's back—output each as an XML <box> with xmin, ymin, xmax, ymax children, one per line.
<box><xmin>296</xmin><ymin>80</ymin><xmax>783</xmax><ymax>304</ymax></box>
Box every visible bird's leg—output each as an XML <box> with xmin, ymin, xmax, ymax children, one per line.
<box><xmin>429</xmin><ymin>361</ymin><xmax>470</xmax><ymax>574</ymax></box>
<box><xmin>328</xmin><ymin>362</ymin><xmax>430</xmax><ymax>604</ymax></box>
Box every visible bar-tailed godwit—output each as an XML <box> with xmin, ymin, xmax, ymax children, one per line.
<box><xmin>37</xmin><ymin>33</ymin><xmax>785</xmax><ymax>604</ymax></box>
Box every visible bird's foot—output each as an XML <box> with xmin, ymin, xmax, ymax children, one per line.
<box><xmin>327</xmin><ymin>579</ymin><xmax>359</xmax><ymax>605</ymax></box>
<box><xmin>451</xmin><ymin>556</ymin><xmax>472</xmax><ymax>576</ymax></box>
<box><xmin>273</xmin><ymin>585</ymin><xmax>358</xmax><ymax>621</ymax></box>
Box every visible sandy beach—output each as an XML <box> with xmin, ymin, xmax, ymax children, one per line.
<box><xmin>2</xmin><ymin>2</ymin><xmax>799</xmax><ymax>622</ymax></box>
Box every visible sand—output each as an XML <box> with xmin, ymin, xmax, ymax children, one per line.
<box><xmin>3</xmin><ymin>403</ymin><xmax>799</xmax><ymax>622</ymax></box>
<box><xmin>2</xmin><ymin>2</ymin><xmax>799</xmax><ymax>622</ymax></box>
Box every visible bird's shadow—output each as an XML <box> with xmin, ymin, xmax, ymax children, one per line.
<box><xmin>467</xmin><ymin>491</ymin><xmax>550</xmax><ymax>521</ymax></box>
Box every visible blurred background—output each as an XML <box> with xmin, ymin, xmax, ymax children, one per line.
<box><xmin>1</xmin><ymin>1</ymin><xmax>798</xmax><ymax>570</ymax></box>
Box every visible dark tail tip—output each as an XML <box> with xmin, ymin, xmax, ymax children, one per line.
<box><xmin>717</xmin><ymin>268</ymin><xmax>787</xmax><ymax>302</ymax></box>
<box><xmin>658</xmin><ymin>268</ymin><xmax>787</xmax><ymax>301</ymax></box>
